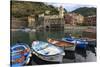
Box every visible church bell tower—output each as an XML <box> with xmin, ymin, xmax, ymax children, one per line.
<box><xmin>58</xmin><ymin>6</ymin><xmax>64</xmax><ymax>18</ymax></box>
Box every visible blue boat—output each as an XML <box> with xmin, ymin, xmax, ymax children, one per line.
<box><xmin>32</xmin><ymin>41</ymin><xmax>65</xmax><ymax>63</ymax></box>
<box><xmin>11</xmin><ymin>43</ymin><xmax>31</xmax><ymax>67</ymax></box>
<box><xmin>62</xmin><ymin>37</ymin><xmax>88</xmax><ymax>49</ymax></box>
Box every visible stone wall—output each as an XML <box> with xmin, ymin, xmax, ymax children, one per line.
<box><xmin>11</xmin><ymin>17</ymin><xmax>28</xmax><ymax>29</ymax></box>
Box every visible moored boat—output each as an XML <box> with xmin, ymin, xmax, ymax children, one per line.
<box><xmin>31</xmin><ymin>41</ymin><xmax>65</xmax><ymax>63</ymax></box>
<box><xmin>11</xmin><ymin>43</ymin><xmax>31</xmax><ymax>67</ymax></box>
<box><xmin>47</xmin><ymin>38</ymin><xmax>76</xmax><ymax>51</ymax></box>
<box><xmin>62</xmin><ymin>37</ymin><xmax>88</xmax><ymax>49</ymax></box>
<box><xmin>81</xmin><ymin>38</ymin><xmax>96</xmax><ymax>47</ymax></box>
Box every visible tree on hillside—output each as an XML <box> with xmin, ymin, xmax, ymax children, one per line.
<box><xmin>71</xmin><ymin>7</ymin><xmax>96</xmax><ymax>17</ymax></box>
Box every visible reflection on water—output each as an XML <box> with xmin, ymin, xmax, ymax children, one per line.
<box><xmin>11</xmin><ymin>29</ymin><xmax>84</xmax><ymax>46</ymax></box>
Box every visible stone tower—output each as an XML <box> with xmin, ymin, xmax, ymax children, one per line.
<box><xmin>28</xmin><ymin>15</ymin><xmax>36</xmax><ymax>28</ymax></box>
<box><xmin>58</xmin><ymin>6</ymin><xmax>64</xmax><ymax>18</ymax></box>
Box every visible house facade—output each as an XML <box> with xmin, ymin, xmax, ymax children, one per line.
<box><xmin>84</xmin><ymin>15</ymin><xmax>96</xmax><ymax>26</ymax></box>
<box><xmin>64</xmin><ymin>13</ymin><xmax>84</xmax><ymax>25</ymax></box>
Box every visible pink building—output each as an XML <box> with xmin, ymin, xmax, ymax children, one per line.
<box><xmin>84</xmin><ymin>15</ymin><xmax>96</xmax><ymax>26</ymax></box>
<box><xmin>64</xmin><ymin>13</ymin><xmax>84</xmax><ymax>25</ymax></box>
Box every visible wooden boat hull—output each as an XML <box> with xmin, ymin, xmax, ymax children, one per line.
<box><xmin>32</xmin><ymin>41</ymin><xmax>65</xmax><ymax>63</ymax></box>
<box><xmin>47</xmin><ymin>38</ymin><xmax>76</xmax><ymax>51</ymax></box>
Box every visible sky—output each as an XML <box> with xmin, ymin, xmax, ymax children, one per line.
<box><xmin>46</xmin><ymin>3</ymin><xmax>96</xmax><ymax>12</ymax></box>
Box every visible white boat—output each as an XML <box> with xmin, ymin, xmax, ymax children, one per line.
<box><xmin>21</xmin><ymin>28</ymin><xmax>31</xmax><ymax>32</ymax></box>
<box><xmin>47</xmin><ymin>38</ymin><xmax>76</xmax><ymax>51</ymax></box>
<box><xmin>31</xmin><ymin>29</ymin><xmax>36</xmax><ymax>32</ymax></box>
<box><xmin>31</xmin><ymin>41</ymin><xmax>65</xmax><ymax>63</ymax></box>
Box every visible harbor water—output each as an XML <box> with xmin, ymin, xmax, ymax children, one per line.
<box><xmin>11</xmin><ymin>28</ymin><xmax>96</xmax><ymax>65</ymax></box>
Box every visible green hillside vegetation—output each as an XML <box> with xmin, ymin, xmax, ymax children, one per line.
<box><xmin>72</xmin><ymin>7</ymin><xmax>96</xmax><ymax>17</ymax></box>
<box><xmin>11</xmin><ymin>1</ymin><xmax>61</xmax><ymax>18</ymax></box>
